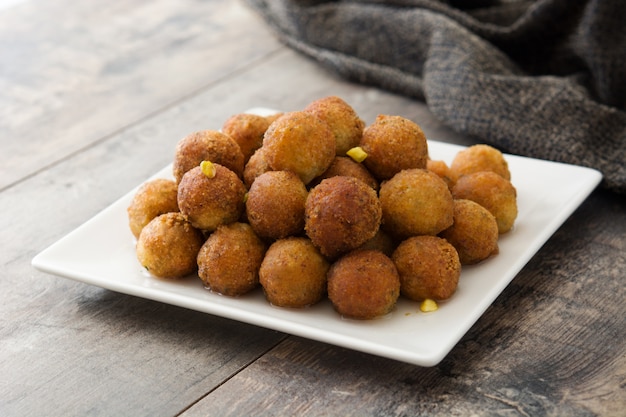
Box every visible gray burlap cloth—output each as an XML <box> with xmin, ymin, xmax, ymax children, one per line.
<box><xmin>246</xmin><ymin>0</ymin><xmax>626</xmax><ymax>193</ymax></box>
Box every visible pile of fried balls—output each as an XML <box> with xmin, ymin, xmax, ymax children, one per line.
<box><xmin>127</xmin><ymin>96</ymin><xmax>517</xmax><ymax>320</ymax></box>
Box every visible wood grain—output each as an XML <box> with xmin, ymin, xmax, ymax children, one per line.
<box><xmin>1</xmin><ymin>0</ymin><xmax>624</xmax><ymax>416</ymax></box>
<box><xmin>0</xmin><ymin>15</ymin><xmax>470</xmax><ymax>416</ymax></box>
<box><xmin>181</xmin><ymin>191</ymin><xmax>626</xmax><ymax>417</ymax></box>
<box><xmin>0</xmin><ymin>0</ymin><xmax>282</xmax><ymax>191</ymax></box>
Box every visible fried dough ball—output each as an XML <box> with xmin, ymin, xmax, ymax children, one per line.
<box><xmin>379</xmin><ymin>169</ymin><xmax>454</xmax><ymax>238</ymax></box>
<box><xmin>360</xmin><ymin>115</ymin><xmax>428</xmax><ymax>180</ymax></box>
<box><xmin>304</xmin><ymin>96</ymin><xmax>365</xmax><ymax>156</ymax></box>
<box><xmin>427</xmin><ymin>159</ymin><xmax>458</xmax><ymax>190</ymax></box>
<box><xmin>246</xmin><ymin>170</ymin><xmax>308</xmax><ymax>240</ymax></box>
<box><xmin>197</xmin><ymin>222</ymin><xmax>266</xmax><ymax>297</ymax></box>
<box><xmin>305</xmin><ymin>176</ymin><xmax>382</xmax><ymax>259</ymax></box>
<box><xmin>439</xmin><ymin>199</ymin><xmax>499</xmax><ymax>264</ymax></box>
<box><xmin>392</xmin><ymin>235</ymin><xmax>460</xmax><ymax>301</ymax></box>
<box><xmin>311</xmin><ymin>156</ymin><xmax>379</xmax><ymax>191</ymax></box>
<box><xmin>452</xmin><ymin>171</ymin><xmax>517</xmax><ymax>234</ymax></box>
<box><xmin>259</xmin><ymin>237</ymin><xmax>330</xmax><ymax>308</ymax></box>
<box><xmin>177</xmin><ymin>164</ymin><xmax>246</xmax><ymax>232</ymax></box>
<box><xmin>173</xmin><ymin>130</ymin><xmax>244</xmax><ymax>183</ymax></box>
<box><xmin>327</xmin><ymin>249</ymin><xmax>400</xmax><ymax>320</ymax></box>
<box><xmin>264</xmin><ymin>112</ymin><xmax>284</xmax><ymax>125</ymax></box>
<box><xmin>263</xmin><ymin>111</ymin><xmax>335</xmax><ymax>184</ymax></box>
<box><xmin>243</xmin><ymin>147</ymin><xmax>271</xmax><ymax>189</ymax></box>
<box><xmin>136</xmin><ymin>212</ymin><xmax>204</xmax><ymax>279</ymax></box>
<box><xmin>450</xmin><ymin>144</ymin><xmax>511</xmax><ymax>180</ymax></box>
<box><xmin>222</xmin><ymin>113</ymin><xmax>271</xmax><ymax>164</ymax></box>
<box><xmin>127</xmin><ymin>178</ymin><xmax>179</xmax><ymax>239</ymax></box>
<box><xmin>356</xmin><ymin>229</ymin><xmax>397</xmax><ymax>257</ymax></box>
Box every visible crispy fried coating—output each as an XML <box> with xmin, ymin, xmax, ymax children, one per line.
<box><xmin>130</xmin><ymin>99</ymin><xmax>521</xmax><ymax>316</ymax></box>
<box><xmin>263</xmin><ymin>111</ymin><xmax>335</xmax><ymax>184</ymax></box>
<box><xmin>305</xmin><ymin>176</ymin><xmax>382</xmax><ymax>259</ymax></box>
<box><xmin>172</xmin><ymin>130</ymin><xmax>244</xmax><ymax>183</ymax></box>
<box><xmin>243</xmin><ymin>147</ymin><xmax>271</xmax><ymax>189</ymax></box>
<box><xmin>452</xmin><ymin>171</ymin><xmax>517</xmax><ymax>233</ymax></box>
<box><xmin>246</xmin><ymin>170</ymin><xmax>308</xmax><ymax>240</ymax></box>
<box><xmin>264</xmin><ymin>112</ymin><xmax>284</xmax><ymax>125</ymax></box>
<box><xmin>222</xmin><ymin>113</ymin><xmax>271</xmax><ymax>164</ymax></box>
<box><xmin>379</xmin><ymin>169</ymin><xmax>454</xmax><ymax>238</ymax></box>
<box><xmin>427</xmin><ymin>159</ymin><xmax>458</xmax><ymax>191</ymax></box>
<box><xmin>360</xmin><ymin>115</ymin><xmax>428</xmax><ymax>180</ymax></box>
<box><xmin>327</xmin><ymin>249</ymin><xmax>400</xmax><ymax>320</ymax></box>
<box><xmin>197</xmin><ymin>222</ymin><xmax>266</xmax><ymax>296</ymax></box>
<box><xmin>127</xmin><ymin>178</ymin><xmax>179</xmax><ymax>239</ymax></box>
<box><xmin>304</xmin><ymin>96</ymin><xmax>365</xmax><ymax>156</ymax></box>
<box><xmin>356</xmin><ymin>229</ymin><xmax>397</xmax><ymax>257</ymax></box>
<box><xmin>311</xmin><ymin>156</ymin><xmax>379</xmax><ymax>191</ymax></box>
<box><xmin>136</xmin><ymin>212</ymin><xmax>204</xmax><ymax>279</ymax></box>
<box><xmin>440</xmin><ymin>199</ymin><xmax>499</xmax><ymax>264</ymax></box>
<box><xmin>392</xmin><ymin>235</ymin><xmax>460</xmax><ymax>301</ymax></box>
<box><xmin>177</xmin><ymin>164</ymin><xmax>246</xmax><ymax>232</ymax></box>
<box><xmin>450</xmin><ymin>144</ymin><xmax>511</xmax><ymax>180</ymax></box>
<box><xmin>259</xmin><ymin>237</ymin><xmax>330</xmax><ymax>308</ymax></box>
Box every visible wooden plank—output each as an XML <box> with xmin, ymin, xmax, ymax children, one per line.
<box><xmin>0</xmin><ymin>35</ymin><xmax>472</xmax><ymax>414</ymax></box>
<box><xmin>0</xmin><ymin>80</ymin><xmax>290</xmax><ymax>417</ymax></box>
<box><xmin>5</xmin><ymin>0</ymin><xmax>623</xmax><ymax>415</ymax></box>
<box><xmin>0</xmin><ymin>0</ymin><xmax>282</xmax><ymax>190</ymax></box>
<box><xmin>180</xmin><ymin>190</ymin><xmax>626</xmax><ymax>417</ymax></box>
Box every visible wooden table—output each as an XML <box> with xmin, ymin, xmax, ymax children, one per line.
<box><xmin>2</xmin><ymin>1</ymin><xmax>624</xmax><ymax>415</ymax></box>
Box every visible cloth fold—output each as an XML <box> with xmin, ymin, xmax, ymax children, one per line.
<box><xmin>246</xmin><ymin>0</ymin><xmax>626</xmax><ymax>193</ymax></box>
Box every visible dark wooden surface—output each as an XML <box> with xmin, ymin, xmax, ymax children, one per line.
<box><xmin>1</xmin><ymin>1</ymin><xmax>624</xmax><ymax>416</ymax></box>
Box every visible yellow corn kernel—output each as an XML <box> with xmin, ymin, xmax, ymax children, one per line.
<box><xmin>200</xmin><ymin>160</ymin><xmax>216</xmax><ymax>178</ymax></box>
<box><xmin>420</xmin><ymin>299</ymin><xmax>438</xmax><ymax>312</ymax></box>
<box><xmin>243</xmin><ymin>192</ymin><xmax>249</xmax><ymax>204</ymax></box>
<box><xmin>346</xmin><ymin>146</ymin><xmax>368</xmax><ymax>163</ymax></box>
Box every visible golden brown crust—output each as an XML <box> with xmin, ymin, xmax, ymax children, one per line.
<box><xmin>360</xmin><ymin>114</ymin><xmax>428</xmax><ymax>180</ymax></box>
<box><xmin>392</xmin><ymin>235</ymin><xmax>461</xmax><ymax>301</ymax></box>
<box><xmin>177</xmin><ymin>164</ymin><xmax>246</xmax><ymax>232</ymax></box>
<box><xmin>126</xmin><ymin>97</ymin><xmax>521</xmax><ymax>319</ymax></box>
<box><xmin>259</xmin><ymin>237</ymin><xmax>330</xmax><ymax>308</ymax></box>
<box><xmin>311</xmin><ymin>156</ymin><xmax>379</xmax><ymax>191</ymax></box>
<box><xmin>440</xmin><ymin>199</ymin><xmax>499</xmax><ymax>264</ymax></box>
<box><xmin>356</xmin><ymin>229</ymin><xmax>397</xmax><ymax>257</ymax></box>
<box><xmin>427</xmin><ymin>159</ymin><xmax>458</xmax><ymax>191</ymax></box>
<box><xmin>246</xmin><ymin>170</ymin><xmax>308</xmax><ymax>240</ymax></box>
<box><xmin>197</xmin><ymin>222</ymin><xmax>266</xmax><ymax>297</ymax></box>
<box><xmin>379</xmin><ymin>169</ymin><xmax>454</xmax><ymax>238</ymax></box>
<box><xmin>452</xmin><ymin>171</ymin><xmax>517</xmax><ymax>233</ymax></box>
<box><xmin>127</xmin><ymin>178</ymin><xmax>179</xmax><ymax>239</ymax></box>
<box><xmin>327</xmin><ymin>249</ymin><xmax>400</xmax><ymax>320</ymax></box>
<box><xmin>243</xmin><ymin>147</ymin><xmax>271</xmax><ymax>189</ymax></box>
<box><xmin>136</xmin><ymin>212</ymin><xmax>204</xmax><ymax>279</ymax></box>
<box><xmin>222</xmin><ymin>113</ymin><xmax>271</xmax><ymax>164</ymax></box>
<box><xmin>263</xmin><ymin>111</ymin><xmax>335</xmax><ymax>184</ymax></box>
<box><xmin>305</xmin><ymin>176</ymin><xmax>382</xmax><ymax>259</ymax></box>
<box><xmin>450</xmin><ymin>144</ymin><xmax>511</xmax><ymax>180</ymax></box>
<box><xmin>264</xmin><ymin>112</ymin><xmax>284</xmax><ymax>125</ymax></box>
<box><xmin>304</xmin><ymin>96</ymin><xmax>365</xmax><ymax>156</ymax></box>
<box><xmin>172</xmin><ymin>130</ymin><xmax>245</xmax><ymax>183</ymax></box>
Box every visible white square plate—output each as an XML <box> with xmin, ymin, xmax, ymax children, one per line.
<box><xmin>32</xmin><ymin>111</ymin><xmax>602</xmax><ymax>366</ymax></box>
